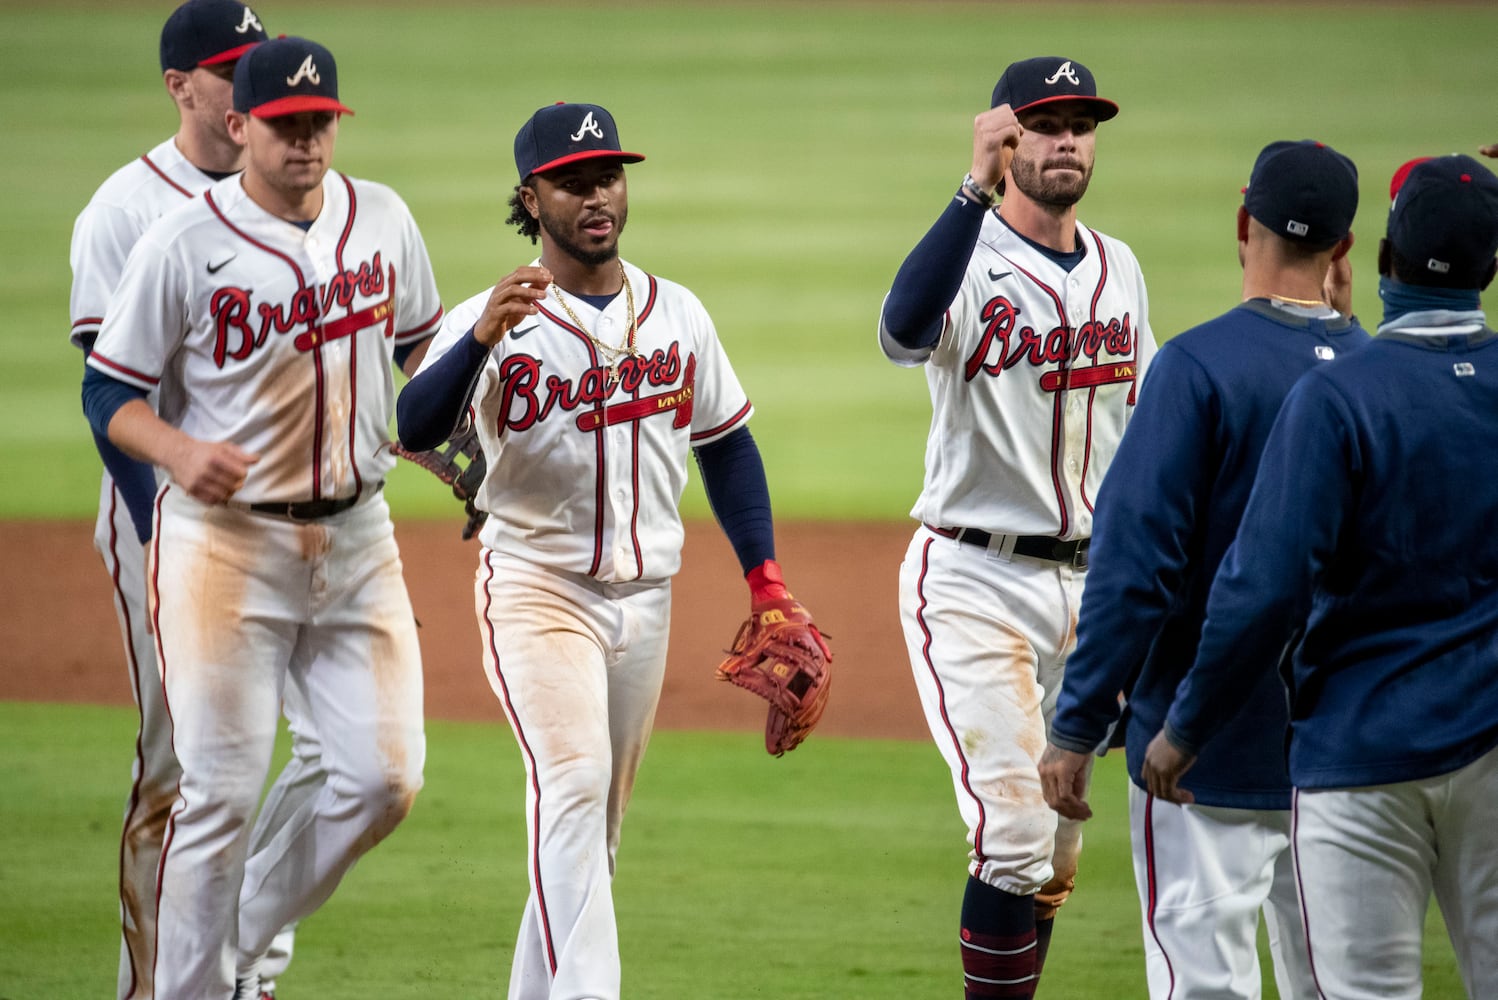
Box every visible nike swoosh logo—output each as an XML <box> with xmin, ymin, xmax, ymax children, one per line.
<box><xmin>510</xmin><ymin>324</ymin><xmax>538</xmax><ymax>340</ymax></box>
<box><xmin>988</xmin><ymin>269</ymin><xmax>1012</xmax><ymax>282</ymax></box>
<box><xmin>207</xmin><ymin>254</ymin><xmax>237</xmax><ymax>274</ymax></box>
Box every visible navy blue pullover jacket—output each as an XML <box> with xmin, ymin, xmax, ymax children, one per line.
<box><xmin>1050</xmin><ymin>300</ymin><xmax>1370</xmax><ymax>808</ymax></box>
<box><xmin>1169</xmin><ymin>320</ymin><xmax>1498</xmax><ymax>788</ymax></box>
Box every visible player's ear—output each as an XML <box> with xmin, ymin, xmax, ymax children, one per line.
<box><xmin>225</xmin><ymin>110</ymin><xmax>249</xmax><ymax>146</ymax></box>
<box><xmin>519</xmin><ymin>182</ymin><xmax>539</xmax><ymax>219</ymax></box>
<box><xmin>1480</xmin><ymin>257</ymin><xmax>1497</xmax><ymax>291</ymax></box>
<box><xmin>1376</xmin><ymin>238</ymin><xmax>1392</xmax><ymax>278</ymax></box>
<box><xmin>1330</xmin><ymin>232</ymin><xmax>1354</xmax><ymax>262</ymax></box>
<box><xmin>163</xmin><ymin>69</ymin><xmax>192</xmax><ymax>107</ymax></box>
<box><xmin>1236</xmin><ymin>206</ymin><xmax>1251</xmax><ymax>245</ymax></box>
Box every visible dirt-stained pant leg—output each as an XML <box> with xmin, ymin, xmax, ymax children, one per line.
<box><xmin>95</xmin><ymin>475</ymin><xmax>174</xmax><ymax>1000</ymax></box>
<box><xmin>237</xmin><ymin>498</ymin><xmax>425</xmax><ymax>961</ymax></box>
<box><xmin>152</xmin><ymin>493</ymin><xmax>423</xmax><ymax>998</ymax></box>
<box><xmin>898</xmin><ymin>526</ymin><xmax>1086</xmax><ymax>896</ymax></box>
<box><xmin>475</xmin><ymin>550</ymin><xmax>672</xmax><ymax>1000</ymax></box>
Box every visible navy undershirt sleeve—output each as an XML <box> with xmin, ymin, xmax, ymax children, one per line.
<box><xmin>392</xmin><ymin>338</ymin><xmax>424</xmax><ymax>372</ymax></box>
<box><xmin>396</xmin><ymin>328</ymin><xmax>491</xmax><ymax>450</ymax></box>
<box><xmin>694</xmin><ymin>426</ymin><xmax>775</xmax><ymax>574</ymax></box>
<box><xmin>79</xmin><ymin>355</ymin><xmax>157</xmax><ymax>543</ymax></box>
<box><xmin>881</xmin><ymin>193</ymin><xmax>989</xmax><ymax>350</ymax></box>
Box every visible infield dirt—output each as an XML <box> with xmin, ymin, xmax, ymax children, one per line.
<box><xmin>2</xmin><ymin>520</ymin><xmax>928</xmax><ymax>741</ymax></box>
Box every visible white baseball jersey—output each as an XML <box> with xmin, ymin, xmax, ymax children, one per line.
<box><xmin>881</xmin><ymin>211</ymin><xmax>1155</xmax><ymax>538</ymax></box>
<box><xmin>418</xmin><ymin>258</ymin><xmax>751</xmax><ymax>582</ymax></box>
<box><xmin>89</xmin><ymin>170</ymin><xmax>444</xmax><ymax>502</ymax></box>
<box><xmin>71</xmin><ymin>137</ymin><xmax>217</xmax><ymax>350</ymax></box>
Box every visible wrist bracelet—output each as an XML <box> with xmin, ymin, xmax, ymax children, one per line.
<box><xmin>961</xmin><ymin>173</ymin><xmax>998</xmax><ymax>208</ymax></box>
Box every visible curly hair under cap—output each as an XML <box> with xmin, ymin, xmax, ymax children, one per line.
<box><xmin>506</xmin><ymin>183</ymin><xmax>540</xmax><ymax>243</ymax></box>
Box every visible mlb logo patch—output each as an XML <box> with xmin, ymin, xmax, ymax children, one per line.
<box><xmin>1454</xmin><ymin>362</ymin><xmax>1476</xmax><ymax>377</ymax></box>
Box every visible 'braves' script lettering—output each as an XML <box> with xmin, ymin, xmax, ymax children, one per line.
<box><xmin>211</xmin><ymin>254</ymin><xmax>392</xmax><ymax>367</ymax></box>
<box><xmin>964</xmin><ymin>294</ymin><xmax>1134</xmax><ymax>385</ymax></box>
<box><xmin>498</xmin><ymin>344</ymin><xmax>687</xmax><ymax>434</ymax></box>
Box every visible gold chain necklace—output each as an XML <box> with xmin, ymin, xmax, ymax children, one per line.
<box><xmin>549</xmin><ymin>260</ymin><xmax>639</xmax><ymax>384</ymax></box>
<box><xmin>1267</xmin><ymin>293</ymin><xmax>1327</xmax><ymax>308</ymax></box>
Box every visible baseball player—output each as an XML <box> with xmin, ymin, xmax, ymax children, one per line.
<box><xmin>1141</xmin><ymin>154</ymin><xmax>1498</xmax><ymax>999</ymax></box>
<box><xmin>1037</xmin><ymin>140</ymin><xmax>1366</xmax><ymax>999</ymax></box>
<box><xmin>878</xmin><ymin>57</ymin><xmax>1153</xmax><ymax>998</ymax></box>
<box><xmin>66</xmin><ymin>4</ymin><xmax>306</xmax><ymax>997</ymax></box>
<box><xmin>397</xmin><ymin>101</ymin><xmax>826</xmax><ymax>1000</ymax></box>
<box><xmin>81</xmin><ymin>36</ymin><xmax>441</xmax><ymax>998</ymax></box>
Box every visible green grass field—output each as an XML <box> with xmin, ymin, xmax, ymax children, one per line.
<box><xmin>0</xmin><ymin>702</ymin><xmax>1464</xmax><ymax>998</ymax></box>
<box><xmin>0</xmin><ymin>4</ymin><xmax>1485</xmax><ymax>996</ymax></box>
<box><xmin>2</xmin><ymin>1</ymin><xmax>1496</xmax><ymax>520</ymax></box>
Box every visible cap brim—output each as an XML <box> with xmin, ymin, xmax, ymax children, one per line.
<box><xmin>199</xmin><ymin>42</ymin><xmax>260</xmax><ymax>68</ymax></box>
<box><xmin>250</xmin><ymin>96</ymin><xmax>356</xmax><ymax>119</ymax></box>
<box><xmin>1013</xmin><ymin>94</ymin><xmax>1119</xmax><ymax>122</ymax></box>
<box><xmin>1389</xmin><ymin>156</ymin><xmax>1435</xmax><ymax>201</ymax></box>
<box><xmin>530</xmin><ymin>149</ymin><xmax>646</xmax><ymax>178</ymax></box>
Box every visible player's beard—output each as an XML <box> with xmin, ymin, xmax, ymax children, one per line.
<box><xmin>538</xmin><ymin>203</ymin><xmax>628</xmax><ymax>268</ymax></box>
<box><xmin>1009</xmin><ymin>153</ymin><xmax>1093</xmax><ymax>208</ymax></box>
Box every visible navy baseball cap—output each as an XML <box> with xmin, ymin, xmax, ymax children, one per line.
<box><xmin>1243</xmin><ymin>140</ymin><xmax>1359</xmax><ymax>251</ymax></box>
<box><xmin>991</xmin><ymin>57</ymin><xmax>1118</xmax><ymax>121</ymax></box>
<box><xmin>514</xmin><ymin>103</ymin><xmax>645</xmax><ymax>181</ymax></box>
<box><xmin>233</xmin><ymin>36</ymin><xmax>354</xmax><ymax>119</ymax></box>
<box><xmin>160</xmin><ymin>0</ymin><xmax>267</xmax><ymax>72</ymax></box>
<box><xmin>1387</xmin><ymin>154</ymin><xmax>1498</xmax><ymax>287</ymax></box>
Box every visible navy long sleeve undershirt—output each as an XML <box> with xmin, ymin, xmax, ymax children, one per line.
<box><xmin>396</xmin><ymin>328</ymin><xmax>491</xmax><ymax>450</ymax></box>
<box><xmin>880</xmin><ymin>193</ymin><xmax>990</xmax><ymax>350</ymax></box>
<box><xmin>79</xmin><ymin>346</ymin><xmax>155</xmax><ymax>543</ymax></box>
<box><xmin>695</xmin><ymin>426</ymin><xmax>774</xmax><ymax>575</ymax></box>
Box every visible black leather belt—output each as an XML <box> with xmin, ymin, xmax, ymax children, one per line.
<box><xmin>927</xmin><ymin>524</ymin><xmax>1090</xmax><ymax>568</ymax></box>
<box><xmin>244</xmin><ymin>483</ymin><xmax>381</xmax><ymax>521</ymax></box>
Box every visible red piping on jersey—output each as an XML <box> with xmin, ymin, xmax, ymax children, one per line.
<box><xmin>73</xmin><ymin>316</ymin><xmax>104</xmax><ymax>333</ymax></box>
<box><xmin>397</xmin><ymin>305</ymin><xmax>444</xmax><ymax>342</ymax></box>
<box><xmin>689</xmin><ymin>399</ymin><xmax>751</xmax><ymax>444</ymax></box>
<box><xmin>914</xmin><ymin>535</ymin><xmax>989</xmax><ymax>865</ymax></box>
<box><xmin>1079</xmin><ymin>230</ymin><xmax>1111</xmax><ymax>515</ymax></box>
<box><xmin>139</xmin><ymin>154</ymin><xmax>194</xmax><ymax>198</ymax></box>
<box><xmin>89</xmin><ymin>351</ymin><xmax>161</xmax><ymax>388</ymax></box>
<box><xmin>637</xmin><ymin>272</ymin><xmax>659</xmax><ymax>325</ymax></box>
<box><xmin>535</xmin><ymin>301</ymin><xmax>610</xmax><ymax>577</ymax></box>
<box><xmin>629</xmin><ymin>404</ymin><xmax>644</xmax><ymax>577</ymax></box>
<box><xmin>1005</xmin><ymin>255</ymin><xmax>1073</xmax><ymax>537</ymax></box>
<box><xmin>1142</xmin><ymin>793</ymin><xmax>1178</xmax><ymax>997</ymax></box>
<box><xmin>480</xmin><ymin>550</ymin><xmax>558</xmax><ymax>975</ymax></box>
<box><xmin>336</xmin><ymin>176</ymin><xmax>363</xmax><ymax>494</ymax></box>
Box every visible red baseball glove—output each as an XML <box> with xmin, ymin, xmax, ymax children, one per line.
<box><xmin>716</xmin><ymin>563</ymin><xmax>833</xmax><ymax>756</ymax></box>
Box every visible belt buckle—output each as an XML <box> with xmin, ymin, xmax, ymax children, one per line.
<box><xmin>284</xmin><ymin>502</ymin><xmax>319</xmax><ymax>523</ymax></box>
<box><xmin>1070</xmin><ymin>544</ymin><xmax>1089</xmax><ymax>569</ymax></box>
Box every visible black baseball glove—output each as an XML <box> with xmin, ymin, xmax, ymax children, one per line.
<box><xmin>390</xmin><ymin>422</ymin><xmax>487</xmax><ymax>540</ymax></box>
